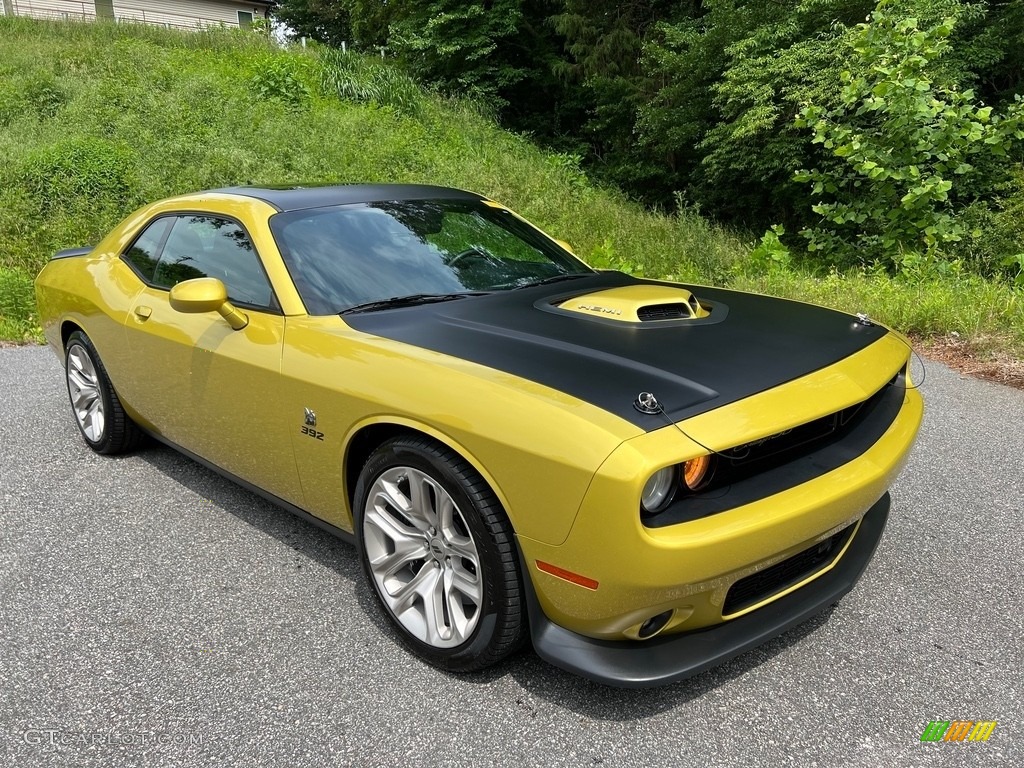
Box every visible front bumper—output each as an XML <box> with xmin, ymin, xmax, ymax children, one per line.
<box><xmin>524</xmin><ymin>492</ymin><xmax>890</xmax><ymax>688</ymax></box>
<box><xmin>517</xmin><ymin>379</ymin><xmax>921</xmax><ymax>640</ymax></box>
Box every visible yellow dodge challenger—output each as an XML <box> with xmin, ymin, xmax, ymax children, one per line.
<box><xmin>35</xmin><ymin>184</ymin><xmax>923</xmax><ymax>687</ymax></box>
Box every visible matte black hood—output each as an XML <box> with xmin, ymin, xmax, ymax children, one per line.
<box><xmin>342</xmin><ymin>272</ymin><xmax>888</xmax><ymax>430</ymax></box>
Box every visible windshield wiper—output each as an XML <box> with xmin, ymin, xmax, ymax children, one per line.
<box><xmin>514</xmin><ymin>273</ymin><xmax>592</xmax><ymax>290</ymax></box>
<box><xmin>340</xmin><ymin>292</ymin><xmax>489</xmax><ymax>315</ymax></box>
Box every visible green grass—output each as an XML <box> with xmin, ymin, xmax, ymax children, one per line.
<box><xmin>0</xmin><ymin>266</ymin><xmax>36</xmax><ymax>341</ymax></box>
<box><xmin>1</xmin><ymin>16</ymin><xmax>1021</xmax><ymax>362</ymax></box>
<box><xmin>732</xmin><ymin>269</ymin><xmax>1024</xmax><ymax>354</ymax></box>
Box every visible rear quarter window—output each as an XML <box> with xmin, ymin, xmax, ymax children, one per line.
<box><xmin>123</xmin><ymin>217</ymin><xmax>172</xmax><ymax>281</ymax></box>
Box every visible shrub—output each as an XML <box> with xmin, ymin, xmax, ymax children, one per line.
<box><xmin>795</xmin><ymin>4</ymin><xmax>1024</xmax><ymax>272</ymax></box>
<box><xmin>746</xmin><ymin>224</ymin><xmax>793</xmax><ymax>275</ymax></box>
<box><xmin>954</xmin><ymin>170</ymin><xmax>1024</xmax><ymax>283</ymax></box>
<box><xmin>22</xmin><ymin>73</ymin><xmax>67</xmax><ymax>118</ymax></box>
<box><xmin>250</xmin><ymin>55</ymin><xmax>312</xmax><ymax>108</ymax></box>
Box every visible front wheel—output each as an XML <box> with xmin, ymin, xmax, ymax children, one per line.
<box><xmin>65</xmin><ymin>330</ymin><xmax>142</xmax><ymax>455</ymax></box>
<box><xmin>353</xmin><ymin>435</ymin><xmax>525</xmax><ymax>671</ymax></box>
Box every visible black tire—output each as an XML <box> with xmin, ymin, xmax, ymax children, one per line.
<box><xmin>64</xmin><ymin>330</ymin><xmax>143</xmax><ymax>455</ymax></box>
<box><xmin>353</xmin><ymin>435</ymin><xmax>525</xmax><ymax>671</ymax></box>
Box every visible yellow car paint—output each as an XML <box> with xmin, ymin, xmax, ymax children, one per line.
<box><xmin>35</xmin><ymin>187</ymin><xmax>923</xmax><ymax>662</ymax></box>
<box><xmin>516</xmin><ymin>342</ymin><xmax>922</xmax><ymax>640</ymax></box>
<box><xmin>557</xmin><ymin>284</ymin><xmax>710</xmax><ymax>321</ymax></box>
<box><xmin>279</xmin><ymin>313</ymin><xmax>640</xmax><ymax>541</ymax></box>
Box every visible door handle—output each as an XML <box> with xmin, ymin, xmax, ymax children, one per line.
<box><xmin>134</xmin><ymin>305</ymin><xmax>152</xmax><ymax>320</ymax></box>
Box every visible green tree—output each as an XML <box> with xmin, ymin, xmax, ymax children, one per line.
<box><xmin>274</xmin><ymin>0</ymin><xmax>1024</xmax><ymax>241</ymax></box>
<box><xmin>388</xmin><ymin>0</ymin><xmax>528</xmax><ymax>109</ymax></box>
<box><xmin>640</xmin><ymin>1</ymin><xmax>873</xmax><ymax>221</ymax></box>
<box><xmin>273</xmin><ymin>0</ymin><xmax>353</xmax><ymax>47</ymax></box>
<box><xmin>945</xmin><ymin>0</ymin><xmax>1024</xmax><ymax>105</ymax></box>
<box><xmin>795</xmin><ymin>3</ymin><xmax>1024</xmax><ymax>270</ymax></box>
<box><xmin>344</xmin><ymin>0</ymin><xmax>397</xmax><ymax>48</ymax></box>
<box><xmin>551</xmin><ymin>0</ymin><xmax>692</xmax><ymax>200</ymax></box>
<box><xmin>385</xmin><ymin>1</ymin><xmax>570</xmax><ymax>140</ymax></box>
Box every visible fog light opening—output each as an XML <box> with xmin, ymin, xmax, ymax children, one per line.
<box><xmin>637</xmin><ymin>610</ymin><xmax>673</xmax><ymax>640</ymax></box>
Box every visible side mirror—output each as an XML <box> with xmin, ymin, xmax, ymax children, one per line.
<box><xmin>169</xmin><ymin>277</ymin><xmax>248</xmax><ymax>330</ymax></box>
<box><xmin>555</xmin><ymin>238</ymin><xmax>575</xmax><ymax>255</ymax></box>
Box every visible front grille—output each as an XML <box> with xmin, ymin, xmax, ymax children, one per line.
<box><xmin>643</xmin><ymin>372</ymin><xmax>906</xmax><ymax>528</ymax></box>
<box><xmin>718</xmin><ymin>374</ymin><xmax>896</xmax><ymax>469</ymax></box>
<box><xmin>637</xmin><ymin>303</ymin><xmax>691</xmax><ymax>321</ymax></box>
<box><xmin>723</xmin><ymin>523</ymin><xmax>856</xmax><ymax>615</ymax></box>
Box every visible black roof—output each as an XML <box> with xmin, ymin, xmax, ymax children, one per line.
<box><xmin>212</xmin><ymin>184</ymin><xmax>484</xmax><ymax>212</ymax></box>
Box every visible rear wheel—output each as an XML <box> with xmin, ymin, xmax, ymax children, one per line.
<box><xmin>65</xmin><ymin>330</ymin><xmax>142</xmax><ymax>455</ymax></box>
<box><xmin>353</xmin><ymin>435</ymin><xmax>525</xmax><ymax>671</ymax></box>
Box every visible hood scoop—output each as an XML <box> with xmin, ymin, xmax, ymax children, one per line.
<box><xmin>557</xmin><ymin>285</ymin><xmax>710</xmax><ymax>323</ymax></box>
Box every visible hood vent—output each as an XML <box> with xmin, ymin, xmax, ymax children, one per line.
<box><xmin>557</xmin><ymin>285</ymin><xmax>710</xmax><ymax>323</ymax></box>
<box><xmin>637</xmin><ymin>303</ymin><xmax>692</xmax><ymax>321</ymax></box>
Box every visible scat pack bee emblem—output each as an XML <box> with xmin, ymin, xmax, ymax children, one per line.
<box><xmin>301</xmin><ymin>407</ymin><xmax>324</xmax><ymax>441</ymax></box>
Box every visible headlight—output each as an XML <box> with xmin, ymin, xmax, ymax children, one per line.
<box><xmin>641</xmin><ymin>467</ymin><xmax>677</xmax><ymax>513</ymax></box>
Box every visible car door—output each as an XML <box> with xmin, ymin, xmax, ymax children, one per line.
<box><xmin>121</xmin><ymin>213</ymin><xmax>303</xmax><ymax>506</ymax></box>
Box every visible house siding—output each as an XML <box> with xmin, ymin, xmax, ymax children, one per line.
<box><xmin>114</xmin><ymin>0</ymin><xmax>267</xmax><ymax>29</ymax></box>
<box><xmin>5</xmin><ymin>1</ymin><xmax>96</xmax><ymax>21</ymax></box>
<box><xmin>4</xmin><ymin>0</ymin><xmax>269</xmax><ymax>28</ymax></box>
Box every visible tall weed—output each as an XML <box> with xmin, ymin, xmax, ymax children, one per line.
<box><xmin>20</xmin><ymin>137</ymin><xmax>138</xmax><ymax>213</ymax></box>
<box><xmin>317</xmin><ymin>47</ymin><xmax>425</xmax><ymax>116</ymax></box>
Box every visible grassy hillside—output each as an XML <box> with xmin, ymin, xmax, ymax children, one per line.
<box><xmin>1</xmin><ymin>16</ymin><xmax>1021</xmax><ymax>362</ymax></box>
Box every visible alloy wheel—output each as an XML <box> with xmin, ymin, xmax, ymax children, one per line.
<box><xmin>362</xmin><ymin>465</ymin><xmax>483</xmax><ymax>648</ymax></box>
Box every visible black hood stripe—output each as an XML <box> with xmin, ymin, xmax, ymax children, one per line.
<box><xmin>343</xmin><ymin>273</ymin><xmax>888</xmax><ymax>430</ymax></box>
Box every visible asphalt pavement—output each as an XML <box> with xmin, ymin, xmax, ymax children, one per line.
<box><xmin>0</xmin><ymin>344</ymin><xmax>1020</xmax><ymax>767</ymax></box>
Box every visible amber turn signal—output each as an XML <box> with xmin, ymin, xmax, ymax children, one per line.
<box><xmin>682</xmin><ymin>455</ymin><xmax>713</xmax><ymax>490</ymax></box>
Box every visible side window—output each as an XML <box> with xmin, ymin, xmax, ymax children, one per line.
<box><xmin>153</xmin><ymin>216</ymin><xmax>274</xmax><ymax>308</ymax></box>
<box><xmin>123</xmin><ymin>217</ymin><xmax>172</xmax><ymax>282</ymax></box>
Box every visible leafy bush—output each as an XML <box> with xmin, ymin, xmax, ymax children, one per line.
<box><xmin>0</xmin><ymin>71</ymin><xmax>67</xmax><ymax>126</ymax></box>
<box><xmin>954</xmin><ymin>170</ymin><xmax>1024</xmax><ymax>282</ymax></box>
<box><xmin>795</xmin><ymin>5</ymin><xmax>1024</xmax><ymax>271</ymax></box>
<box><xmin>746</xmin><ymin>225</ymin><xmax>793</xmax><ymax>274</ymax></box>
<box><xmin>22</xmin><ymin>73</ymin><xmax>67</xmax><ymax>118</ymax></box>
<box><xmin>250</xmin><ymin>56</ymin><xmax>312</xmax><ymax>107</ymax></box>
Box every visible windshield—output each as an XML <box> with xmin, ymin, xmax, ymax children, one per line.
<box><xmin>270</xmin><ymin>199</ymin><xmax>593</xmax><ymax>315</ymax></box>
